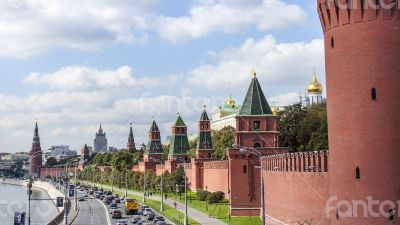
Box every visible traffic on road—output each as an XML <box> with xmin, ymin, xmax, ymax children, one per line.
<box><xmin>76</xmin><ymin>184</ymin><xmax>171</xmax><ymax>225</ymax></box>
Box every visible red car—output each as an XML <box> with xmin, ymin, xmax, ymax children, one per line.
<box><xmin>112</xmin><ymin>210</ymin><xmax>122</xmax><ymax>219</ymax></box>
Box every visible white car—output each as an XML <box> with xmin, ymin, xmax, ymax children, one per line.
<box><xmin>116</xmin><ymin>220</ymin><xmax>128</xmax><ymax>225</ymax></box>
<box><xmin>143</xmin><ymin>208</ymin><xmax>152</xmax><ymax>216</ymax></box>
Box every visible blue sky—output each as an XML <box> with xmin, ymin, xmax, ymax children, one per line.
<box><xmin>0</xmin><ymin>0</ymin><xmax>326</xmax><ymax>153</ymax></box>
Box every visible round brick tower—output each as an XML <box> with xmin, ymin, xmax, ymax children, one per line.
<box><xmin>318</xmin><ymin>1</ymin><xmax>400</xmax><ymax>224</ymax></box>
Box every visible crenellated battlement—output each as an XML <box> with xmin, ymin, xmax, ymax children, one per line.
<box><xmin>317</xmin><ymin>0</ymin><xmax>400</xmax><ymax>32</ymax></box>
<box><xmin>264</xmin><ymin>150</ymin><xmax>329</xmax><ymax>173</ymax></box>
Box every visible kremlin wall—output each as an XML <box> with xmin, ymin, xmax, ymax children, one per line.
<box><xmin>35</xmin><ymin>1</ymin><xmax>400</xmax><ymax>224</ymax></box>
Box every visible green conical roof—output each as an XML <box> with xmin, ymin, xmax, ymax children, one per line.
<box><xmin>150</xmin><ymin>120</ymin><xmax>160</xmax><ymax>132</ymax></box>
<box><xmin>33</xmin><ymin>121</ymin><xmax>40</xmax><ymax>144</ymax></box>
<box><xmin>239</xmin><ymin>76</ymin><xmax>272</xmax><ymax>115</ymax></box>
<box><xmin>200</xmin><ymin>109</ymin><xmax>210</xmax><ymax>121</ymax></box>
<box><xmin>129</xmin><ymin>126</ymin><xmax>134</xmax><ymax>138</ymax></box>
<box><xmin>173</xmin><ymin>114</ymin><xmax>186</xmax><ymax>127</ymax></box>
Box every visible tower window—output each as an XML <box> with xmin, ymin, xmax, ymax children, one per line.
<box><xmin>254</xmin><ymin>143</ymin><xmax>262</xmax><ymax>148</ymax></box>
<box><xmin>371</xmin><ymin>88</ymin><xmax>377</xmax><ymax>100</ymax></box>
<box><xmin>243</xmin><ymin>165</ymin><xmax>247</xmax><ymax>173</ymax></box>
<box><xmin>356</xmin><ymin>167</ymin><xmax>360</xmax><ymax>180</ymax></box>
<box><xmin>253</xmin><ymin>121</ymin><xmax>261</xmax><ymax>130</ymax></box>
<box><xmin>331</xmin><ymin>37</ymin><xmax>335</xmax><ymax>48</ymax></box>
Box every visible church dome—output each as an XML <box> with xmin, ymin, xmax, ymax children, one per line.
<box><xmin>271</xmin><ymin>106</ymin><xmax>278</xmax><ymax>116</ymax></box>
<box><xmin>224</xmin><ymin>95</ymin><xmax>236</xmax><ymax>108</ymax></box>
<box><xmin>307</xmin><ymin>74</ymin><xmax>323</xmax><ymax>94</ymax></box>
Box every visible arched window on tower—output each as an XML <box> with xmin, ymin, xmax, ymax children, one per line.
<box><xmin>331</xmin><ymin>37</ymin><xmax>335</xmax><ymax>48</ymax></box>
<box><xmin>243</xmin><ymin>165</ymin><xmax>247</xmax><ymax>173</ymax></box>
<box><xmin>254</xmin><ymin>143</ymin><xmax>262</xmax><ymax>148</ymax></box>
<box><xmin>371</xmin><ymin>88</ymin><xmax>377</xmax><ymax>101</ymax></box>
<box><xmin>356</xmin><ymin>167</ymin><xmax>360</xmax><ymax>180</ymax></box>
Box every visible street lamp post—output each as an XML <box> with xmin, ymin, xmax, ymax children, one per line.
<box><xmin>175</xmin><ymin>157</ymin><xmax>188</xmax><ymax>225</ymax></box>
<box><xmin>233</xmin><ymin>144</ymin><xmax>266</xmax><ymax>225</ymax></box>
<box><xmin>143</xmin><ymin>171</ymin><xmax>146</xmax><ymax>203</ymax></box>
<box><xmin>153</xmin><ymin>159</ymin><xmax>164</xmax><ymax>212</ymax></box>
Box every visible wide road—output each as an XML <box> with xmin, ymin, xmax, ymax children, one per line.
<box><xmin>72</xmin><ymin>196</ymin><xmax>111</xmax><ymax>225</ymax></box>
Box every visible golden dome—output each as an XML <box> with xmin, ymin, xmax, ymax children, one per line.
<box><xmin>271</xmin><ymin>105</ymin><xmax>278</xmax><ymax>116</ymax></box>
<box><xmin>307</xmin><ymin>73</ymin><xmax>323</xmax><ymax>94</ymax></box>
<box><xmin>225</xmin><ymin>95</ymin><xmax>236</xmax><ymax>106</ymax></box>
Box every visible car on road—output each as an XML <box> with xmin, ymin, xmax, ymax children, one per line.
<box><xmin>155</xmin><ymin>222</ymin><xmax>167</xmax><ymax>225</ymax></box>
<box><xmin>105</xmin><ymin>198</ymin><xmax>112</xmax><ymax>205</ymax></box>
<box><xmin>154</xmin><ymin>216</ymin><xmax>164</xmax><ymax>223</ymax></box>
<box><xmin>115</xmin><ymin>219</ymin><xmax>129</xmax><ymax>225</ymax></box>
<box><xmin>112</xmin><ymin>210</ymin><xmax>122</xmax><ymax>219</ymax></box>
<box><xmin>143</xmin><ymin>208</ymin><xmax>152</xmax><ymax>216</ymax></box>
<box><xmin>146</xmin><ymin>211</ymin><xmax>155</xmax><ymax>221</ymax></box>
<box><xmin>114</xmin><ymin>197</ymin><xmax>120</xmax><ymax>203</ymax></box>
<box><xmin>130</xmin><ymin>215</ymin><xmax>141</xmax><ymax>224</ymax></box>
<box><xmin>78</xmin><ymin>197</ymin><xmax>85</xmax><ymax>202</ymax></box>
<box><xmin>82</xmin><ymin>193</ymin><xmax>88</xmax><ymax>198</ymax></box>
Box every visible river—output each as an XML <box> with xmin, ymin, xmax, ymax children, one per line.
<box><xmin>0</xmin><ymin>183</ymin><xmax>59</xmax><ymax>225</ymax></box>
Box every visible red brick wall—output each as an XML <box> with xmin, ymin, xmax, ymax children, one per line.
<box><xmin>264</xmin><ymin>171</ymin><xmax>330</xmax><ymax>225</ymax></box>
<box><xmin>203</xmin><ymin>161</ymin><xmax>229</xmax><ymax>196</ymax></box>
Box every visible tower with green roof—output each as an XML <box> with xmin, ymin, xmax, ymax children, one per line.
<box><xmin>168</xmin><ymin>114</ymin><xmax>189</xmax><ymax>161</ymax></box>
<box><xmin>235</xmin><ymin>71</ymin><xmax>279</xmax><ymax>149</ymax></box>
<box><xmin>144</xmin><ymin>119</ymin><xmax>164</xmax><ymax>162</ymax></box>
<box><xmin>196</xmin><ymin>106</ymin><xmax>215</xmax><ymax>159</ymax></box>
<box><xmin>127</xmin><ymin>124</ymin><xmax>136</xmax><ymax>152</ymax></box>
<box><xmin>227</xmin><ymin>71</ymin><xmax>287</xmax><ymax>217</ymax></box>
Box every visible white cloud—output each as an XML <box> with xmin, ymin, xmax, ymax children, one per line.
<box><xmin>0</xmin><ymin>0</ymin><xmax>158</xmax><ymax>57</ymax></box>
<box><xmin>23</xmin><ymin>65</ymin><xmax>168</xmax><ymax>91</ymax></box>
<box><xmin>186</xmin><ymin>35</ymin><xmax>325</xmax><ymax>95</ymax></box>
<box><xmin>156</xmin><ymin>0</ymin><xmax>307</xmax><ymax>43</ymax></box>
<box><xmin>0</xmin><ymin>33</ymin><xmax>325</xmax><ymax>153</ymax></box>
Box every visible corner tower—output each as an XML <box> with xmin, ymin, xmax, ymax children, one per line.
<box><xmin>318</xmin><ymin>1</ymin><xmax>400</xmax><ymax>224</ymax></box>
<box><xmin>30</xmin><ymin>121</ymin><xmax>43</xmax><ymax>177</ymax></box>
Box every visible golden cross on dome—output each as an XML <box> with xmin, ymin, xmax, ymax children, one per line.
<box><xmin>251</xmin><ymin>68</ymin><xmax>257</xmax><ymax>78</ymax></box>
<box><xmin>152</xmin><ymin>112</ymin><xmax>156</xmax><ymax>119</ymax></box>
<box><xmin>203</xmin><ymin>105</ymin><xmax>207</xmax><ymax>109</ymax></box>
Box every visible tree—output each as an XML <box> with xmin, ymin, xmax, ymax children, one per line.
<box><xmin>45</xmin><ymin>157</ymin><xmax>58</xmax><ymax>167</ymax></box>
<box><xmin>111</xmin><ymin>151</ymin><xmax>134</xmax><ymax>171</ymax></box>
<box><xmin>278</xmin><ymin>103</ymin><xmax>328</xmax><ymax>152</ymax></box>
<box><xmin>212</xmin><ymin>126</ymin><xmax>235</xmax><ymax>160</ymax></box>
<box><xmin>189</xmin><ymin>137</ymin><xmax>198</xmax><ymax>158</ymax></box>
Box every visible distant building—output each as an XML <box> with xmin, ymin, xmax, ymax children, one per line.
<box><xmin>1</xmin><ymin>153</ymin><xmax>30</xmax><ymax>162</ymax></box>
<box><xmin>211</xmin><ymin>94</ymin><xmax>241</xmax><ymax>131</ymax></box>
<box><xmin>43</xmin><ymin>145</ymin><xmax>77</xmax><ymax>161</ymax></box>
<box><xmin>297</xmin><ymin>72</ymin><xmax>325</xmax><ymax>107</ymax></box>
<box><xmin>94</xmin><ymin>124</ymin><xmax>108</xmax><ymax>152</ymax></box>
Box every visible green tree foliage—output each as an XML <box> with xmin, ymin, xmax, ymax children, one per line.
<box><xmin>111</xmin><ymin>151</ymin><xmax>134</xmax><ymax>171</ymax></box>
<box><xmin>212</xmin><ymin>126</ymin><xmax>235</xmax><ymax>160</ymax></box>
<box><xmin>45</xmin><ymin>157</ymin><xmax>58</xmax><ymax>167</ymax></box>
<box><xmin>278</xmin><ymin>103</ymin><xmax>328</xmax><ymax>152</ymax></box>
<box><xmin>189</xmin><ymin>137</ymin><xmax>198</xmax><ymax>158</ymax></box>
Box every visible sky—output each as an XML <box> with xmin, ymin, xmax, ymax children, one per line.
<box><xmin>0</xmin><ymin>0</ymin><xmax>326</xmax><ymax>153</ymax></box>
